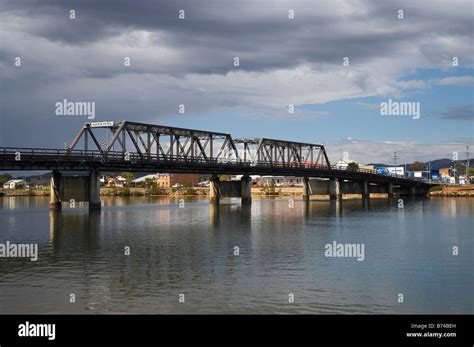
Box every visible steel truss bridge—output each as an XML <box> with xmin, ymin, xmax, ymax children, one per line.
<box><xmin>0</xmin><ymin>120</ymin><xmax>431</xmax><ymax>189</ymax></box>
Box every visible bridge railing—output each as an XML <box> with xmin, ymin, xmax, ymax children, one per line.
<box><xmin>0</xmin><ymin>147</ymin><xmax>332</xmax><ymax>167</ymax></box>
<box><xmin>0</xmin><ymin>147</ymin><xmax>426</xmax><ymax>182</ymax></box>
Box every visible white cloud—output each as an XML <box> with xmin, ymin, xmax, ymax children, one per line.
<box><xmin>324</xmin><ymin>139</ymin><xmax>473</xmax><ymax>164</ymax></box>
<box><xmin>1</xmin><ymin>0</ymin><xmax>473</xmax><ymax>146</ymax></box>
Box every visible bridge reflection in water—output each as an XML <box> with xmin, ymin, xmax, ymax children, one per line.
<box><xmin>45</xmin><ymin>196</ymin><xmax>409</xmax><ymax>249</ymax></box>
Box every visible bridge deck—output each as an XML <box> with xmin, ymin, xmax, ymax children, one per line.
<box><xmin>0</xmin><ymin>147</ymin><xmax>432</xmax><ymax>188</ymax></box>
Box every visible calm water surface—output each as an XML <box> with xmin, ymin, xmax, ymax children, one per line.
<box><xmin>0</xmin><ymin>196</ymin><xmax>472</xmax><ymax>314</ymax></box>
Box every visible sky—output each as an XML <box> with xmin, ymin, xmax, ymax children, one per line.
<box><xmin>0</xmin><ymin>0</ymin><xmax>473</xmax><ymax>165</ymax></box>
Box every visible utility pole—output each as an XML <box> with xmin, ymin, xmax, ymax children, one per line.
<box><xmin>466</xmin><ymin>145</ymin><xmax>470</xmax><ymax>184</ymax></box>
<box><xmin>393</xmin><ymin>152</ymin><xmax>399</xmax><ymax>175</ymax></box>
<box><xmin>428</xmin><ymin>160</ymin><xmax>431</xmax><ymax>183</ymax></box>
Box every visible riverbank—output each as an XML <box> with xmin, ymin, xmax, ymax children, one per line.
<box><xmin>429</xmin><ymin>185</ymin><xmax>474</xmax><ymax>197</ymax></box>
<box><xmin>2</xmin><ymin>184</ymin><xmax>473</xmax><ymax>197</ymax></box>
<box><xmin>0</xmin><ymin>189</ymin><xmax>49</xmax><ymax>196</ymax></box>
<box><xmin>0</xmin><ymin>187</ymin><xmax>380</xmax><ymax>198</ymax></box>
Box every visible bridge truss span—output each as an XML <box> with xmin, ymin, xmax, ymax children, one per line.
<box><xmin>0</xmin><ymin>120</ymin><xmax>434</xmax><ymax>191</ymax></box>
<box><xmin>68</xmin><ymin>120</ymin><xmax>241</xmax><ymax>164</ymax></box>
<box><xmin>66</xmin><ymin>120</ymin><xmax>331</xmax><ymax>169</ymax></box>
<box><xmin>234</xmin><ymin>137</ymin><xmax>330</xmax><ymax>168</ymax></box>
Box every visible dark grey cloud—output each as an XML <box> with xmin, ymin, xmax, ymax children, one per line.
<box><xmin>2</xmin><ymin>0</ymin><xmax>472</xmax><ymax>77</ymax></box>
<box><xmin>0</xmin><ymin>0</ymin><xmax>473</xmax><ymax>150</ymax></box>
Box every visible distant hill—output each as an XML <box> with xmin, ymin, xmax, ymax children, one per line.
<box><xmin>429</xmin><ymin>159</ymin><xmax>452</xmax><ymax>168</ymax></box>
<box><xmin>413</xmin><ymin>158</ymin><xmax>473</xmax><ymax>169</ymax></box>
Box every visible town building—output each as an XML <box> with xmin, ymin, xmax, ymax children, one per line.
<box><xmin>156</xmin><ymin>173</ymin><xmax>200</xmax><ymax>188</ymax></box>
<box><xmin>230</xmin><ymin>175</ymin><xmax>303</xmax><ymax>187</ymax></box>
<box><xmin>2</xmin><ymin>179</ymin><xmax>27</xmax><ymax>189</ymax></box>
<box><xmin>131</xmin><ymin>174</ymin><xmax>159</xmax><ymax>185</ymax></box>
<box><xmin>261</xmin><ymin>176</ymin><xmax>303</xmax><ymax>186</ymax></box>
<box><xmin>375</xmin><ymin>166</ymin><xmax>405</xmax><ymax>176</ymax></box>
<box><xmin>106</xmin><ymin>176</ymin><xmax>127</xmax><ymax>188</ymax></box>
<box><xmin>27</xmin><ymin>178</ymin><xmax>49</xmax><ymax>189</ymax></box>
<box><xmin>439</xmin><ymin>168</ymin><xmax>450</xmax><ymax>176</ymax></box>
<box><xmin>335</xmin><ymin>159</ymin><xmax>353</xmax><ymax>170</ymax></box>
<box><xmin>335</xmin><ymin>160</ymin><xmax>373</xmax><ymax>171</ymax></box>
<box><xmin>360</xmin><ymin>164</ymin><xmax>375</xmax><ymax>171</ymax></box>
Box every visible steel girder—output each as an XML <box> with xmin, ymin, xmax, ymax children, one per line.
<box><xmin>67</xmin><ymin>121</ymin><xmax>330</xmax><ymax>167</ymax></box>
<box><xmin>234</xmin><ymin>137</ymin><xmax>331</xmax><ymax>168</ymax></box>
<box><xmin>67</xmin><ymin>120</ymin><xmax>241</xmax><ymax>163</ymax></box>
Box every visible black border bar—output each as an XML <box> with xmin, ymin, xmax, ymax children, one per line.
<box><xmin>0</xmin><ymin>314</ymin><xmax>472</xmax><ymax>345</ymax></box>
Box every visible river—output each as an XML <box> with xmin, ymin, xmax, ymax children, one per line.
<box><xmin>0</xmin><ymin>196</ymin><xmax>472</xmax><ymax>314</ymax></box>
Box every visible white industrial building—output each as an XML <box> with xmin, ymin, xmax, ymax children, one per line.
<box><xmin>230</xmin><ymin>175</ymin><xmax>303</xmax><ymax>187</ymax></box>
<box><xmin>131</xmin><ymin>174</ymin><xmax>159</xmax><ymax>184</ymax></box>
<box><xmin>2</xmin><ymin>179</ymin><xmax>27</xmax><ymax>189</ymax></box>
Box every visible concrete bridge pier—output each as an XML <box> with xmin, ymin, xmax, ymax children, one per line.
<box><xmin>240</xmin><ymin>175</ymin><xmax>252</xmax><ymax>203</ymax></box>
<box><xmin>49</xmin><ymin>170</ymin><xmax>62</xmax><ymax>210</ymax></box>
<box><xmin>361</xmin><ymin>195</ymin><xmax>370</xmax><ymax>209</ymax></box>
<box><xmin>329</xmin><ymin>178</ymin><xmax>342</xmax><ymax>200</ymax></box>
<box><xmin>89</xmin><ymin>170</ymin><xmax>101</xmax><ymax>210</ymax></box>
<box><xmin>209</xmin><ymin>202</ymin><xmax>220</xmax><ymax>226</ymax></box>
<box><xmin>387</xmin><ymin>182</ymin><xmax>394</xmax><ymax>198</ymax></box>
<box><xmin>302</xmin><ymin>177</ymin><xmax>310</xmax><ymax>200</ymax></box>
<box><xmin>338</xmin><ymin>178</ymin><xmax>344</xmax><ymax>198</ymax></box>
<box><xmin>49</xmin><ymin>169</ymin><xmax>102</xmax><ymax>211</ymax></box>
<box><xmin>361</xmin><ymin>179</ymin><xmax>369</xmax><ymax>200</ymax></box>
<box><xmin>209</xmin><ymin>175</ymin><xmax>221</xmax><ymax>203</ymax></box>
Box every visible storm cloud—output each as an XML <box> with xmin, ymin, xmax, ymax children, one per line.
<box><xmin>0</xmin><ymin>0</ymin><xmax>473</xmax><ymax>159</ymax></box>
